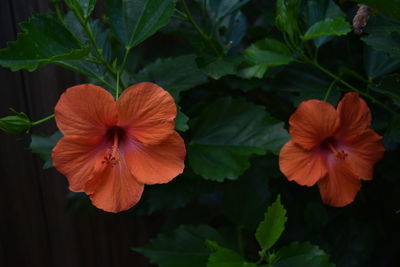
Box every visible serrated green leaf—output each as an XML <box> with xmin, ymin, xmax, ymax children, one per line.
<box><xmin>207</xmin><ymin>244</ymin><xmax>257</xmax><ymax>267</ymax></box>
<box><xmin>243</xmin><ymin>39</ymin><xmax>292</xmax><ymax>78</ymax></box>
<box><xmin>105</xmin><ymin>0</ymin><xmax>175</xmax><ymax>48</ymax></box>
<box><xmin>197</xmin><ymin>55</ymin><xmax>242</xmax><ymax>80</ymax></box>
<box><xmin>256</xmin><ymin>195</ymin><xmax>287</xmax><ymax>253</ymax></box>
<box><xmin>302</xmin><ymin>17</ymin><xmax>351</xmax><ymax>42</ymax></box>
<box><xmin>30</xmin><ymin>131</ymin><xmax>63</xmax><ymax>169</ymax></box>
<box><xmin>303</xmin><ymin>0</ymin><xmax>345</xmax><ymax>47</ymax></box>
<box><xmin>134</xmin><ymin>225</ymin><xmax>225</xmax><ymax>267</ymax></box>
<box><xmin>273</xmin><ymin>242</ymin><xmax>334</xmax><ymax>267</ymax></box>
<box><xmin>188</xmin><ymin>97</ymin><xmax>289</xmax><ymax>181</ymax></box>
<box><xmin>131</xmin><ymin>54</ymin><xmax>207</xmax><ymax>102</ymax></box>
<box><xmin>175</xmin><ymin>107</ymin><xmax>189</xmax><ymax>132</ymax></box>
<box><xmin>0</xmin><ymin>13</ymin><xmax>89</xmax><ymax>71</ymax></box>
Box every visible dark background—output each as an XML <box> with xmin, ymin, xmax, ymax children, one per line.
<box><xmin>0</xmin><ymin>1</ymin><xmax>156</xmax><ymax>266</ymax></box>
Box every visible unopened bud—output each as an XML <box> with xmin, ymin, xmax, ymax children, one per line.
<box><xmin>0</xmin><ymin>111</ymin><xmax>31</xmax><ymax>134</ymax></box>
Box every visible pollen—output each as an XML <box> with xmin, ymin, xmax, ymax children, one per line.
<box><xmin>327</xmin><ymin>142</ymin><xmax>347</xmax><ymax>160</ymax></box>
<box><xmin>102</xmin><ymin>132</ymin><xmax>121</xmax><ymax>167</ymax></box>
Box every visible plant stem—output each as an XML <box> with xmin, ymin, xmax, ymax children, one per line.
<box><xmin>73</xmin><ymin>10</ymin><xmax>126</xmax><ymax>90</ymax></box>
<box><xmin>31</xmin><ymin>114</ymin><xmax>55</xmax><ymax>126</ymax></box>
<box><xmin>323</xmin><ymin>80</ymin><xmax>336</xmax><ymax>102</ymax></box>
<box><xmin>180</xmin><ymin>0</ymin><xmax>222</xmax><ymax>56</ymax></box>
<box><xmin>306</xmin><ymin>58</ymin><xmax>399</xmax><ymax>115</ymax></box>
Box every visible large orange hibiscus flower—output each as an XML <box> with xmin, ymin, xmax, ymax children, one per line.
<box><xmin>52</xmin><ymin>83</ymin><xmax>186</xmax><ymax>213</ymax></box>
<box><xmin>279</xmin><ymin>92</ymin><xmax>384</xmax><ymax>207</ymax></box>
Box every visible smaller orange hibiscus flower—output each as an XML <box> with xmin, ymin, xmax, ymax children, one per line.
<box><xmin>279</xmin><ymin>92</ymin><xmax>384</xmax><ymax>207</ymax></box>
<box><xmin>52</xmin><ymin>82</ymin><xmax>186</xmax><ymax>213</ymax></box>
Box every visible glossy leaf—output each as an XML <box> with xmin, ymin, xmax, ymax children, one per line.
<box><xmin>134</xmin><ymin>225</ymin><xmax>225</xmax><ymax>267</ymax></box>
<box><xmin>197</xmin><ymin>55</ymin><xmax>242</xmax><ymax>80</ymax></box>
<box><xmin>303</xmin><ymin>0</ymin><xmax>346</xmax><ymax>46</ymax></box>
<box><xmin>188</xmin><ymin>97</ymin><xmax>289</xmax><ymax>181</ymax></box>
<box><xmin>256</xmin><ymin>195</ymin><xmax>287</xmax><ymax>253</ymax></box>
<box><xmin>30</xmin><ymin>131</ymin><xmax>63</xmax><ymax>169</ymax></box>
<box><xmin>273</xmin><ymin>242</ymin><xmax>334</xmax><ymax>267</ymax></box>
<box><xmin>243</xmin><ymin>39</ymin><xmax>293</xmax><ymax>78</ymax></box>
<box><xmin>207</xmin><ymin>243</ymin><xmax>257</xmax><ymax>267</ymax></box>
<box><xmin>0</xmin><ymin>14</ymin><xmax>89</xmax><ymax>72</ymax></box>
<box><xmin>105</xmin><ymin>0</ymin><xmax>175</xmax><ymax>48</ymax></box>
<box><xmin>302</xmin><ymin>17</ymin><xmax>351</xmax><ymax>42</ymax></box>
<box><xmin>372</xmin><ymin>74</ymin><xmax>400</xmax><ymax>106</ymax></box>
<box><xmin>131</xmin><ymin>54</ymin><xmax>207</xmax><ymax>101</ymax></box>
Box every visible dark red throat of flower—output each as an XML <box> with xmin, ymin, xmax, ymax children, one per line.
<box><xmin>324</xmin><ymin>139</ymin><xmax>348</xmax><ymax>160</ymax></box>
<box><xmin>102</xmin><ymin>126</ymin><xmax>125</xmax><ymax>167</ymax></box>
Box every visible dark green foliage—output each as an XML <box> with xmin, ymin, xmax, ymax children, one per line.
<box><xmin>2</xmin><ymin>0</ymin><xmax>400</xmax><ymax>266</ymax></box>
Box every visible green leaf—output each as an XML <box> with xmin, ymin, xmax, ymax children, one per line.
<box><xmin>256</xmin><ymin>195</ymin><xmax>287</xmax><ymax>253</ymax></box>
<box><xmin>364</xmin><ymin>45</ymin><xmax>400</xmax><ymax>79</ymax></box>
<box><xmin>131</xmin><ymin>54</ymin><xmax>207</xmax><ymax>102</ymax></box>
<box><xmin>134</xmin><ymin>225</ymin><xmax>225</xmax><ymax>267</ymax></box>
<box><xmin>0</xmin><ymin>13</ymin><xmax>89</xmax><ymax>72</ymax></box>
<box><xmin>273</xmin><ymin>242</ymin><xmax>334</xmax><ymax>267</ymax></box>
<box><xmin>302</xmin><ymin>17</ymin><xmax>351</xmax><ymax>42</ymax></box>
<box><xmin>243</xmin><ymin>39</ymin><xmax>293</xmax><ymax>78</ymax></box>
<box><xmin>65</xmin><ymin>0</ymin><xmax>96</xmax><ymax>18</ymax></box>
<box><xmin>206</xmin><ymin>0</ymin><xmax>251</xmax><ymax>20</ymax></box>
<box><xmin>105</xmin><ymin>0</ymin><xmax>175</xmax><ymax>48</ymax></box>
<box><xmin>207</xmin><ymin>244</ymin><xmax>257</xmax><ymax>267</ymax></box>
<box><xmin>30</xmin><ymin>131</ymin><xmax>63</xmax><ymax>169</ymax></box>
<box><xmin>303</xmin><ymin>0</ymin><xmax>346</xmax><ymax>47</ymax></box>
<box><xmin>188</xmin><ymin>97</ymin><xmax>289</xmax><ymax>181</ymax></box>
<box><xmin>197</xmin><ymin>55</ymin><xmax>242</xmax><ymax>80</ymax></box>
<box><xmin>275</xmin><ymin>0</ymin><xmax>301</xmax><ymax>40</ymax></box>
<box><xmin>175</xmin><ymin>107</ymin><xmax>189</xmax><ymax>132</ymax></box>
<box><xmin>352</xmin><ymin>0</ymin><xmax>400</xmax><ymax>22</ymax></box>
<box><xmin>361</xmin><ymin>15</ymin><xmax>400</xmax><ymax>58</ymax></box>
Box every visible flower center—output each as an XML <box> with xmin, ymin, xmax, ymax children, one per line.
<box><xmin>323</xmin><ymin>138</ymin><xmax>348</xmax><ymax>160</ymax></box>
<box><xmin>102</xmin><ymin>126</ymin><xmax>124</xmax><ymax>167</ymax></box>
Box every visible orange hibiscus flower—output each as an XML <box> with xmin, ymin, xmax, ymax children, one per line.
<box><xmin>279</xmin><ymin>92</ymin><xmax>384</xmax><ymax>207</ymax></box>
<box><xmin>52</xmin><ymin>83</ymin><xmax>186</xmax><ymax>213</ymax></box>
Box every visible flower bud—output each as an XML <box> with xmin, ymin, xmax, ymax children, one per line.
<box><xmin>0</xmin><ymin>112</ymin><xmax>31</xmax><ymax>134</ymax></box>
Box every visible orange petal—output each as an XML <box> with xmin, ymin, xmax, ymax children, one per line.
<box><xmin>336</xmin><ymin>92</ymin><xmax>371</xmax><ymax>138</ymax></box>
<box><xmin>124</xmin><ymin>132</ymin><xmax>186</xmax><ymax>185</ymax></box>
<box><xmin>117</xmin><ymin>82</ymin><xmax>177</xmax><ymax>145</ymax></box>
<box><xmin>318</xmin><ymin>157</ymin><xmax>361</xmax><ymax>207</ymax></box>
<box><xmin>289</xmin><ymin>100</ymin><xmax>339</xmax><ymax>150</ymax></box>
<box><xmin>343</xmin><ymin>129</ymin><xmax>385</xmax><ymax>180</ymax></box>
<box><xmin>279</xmin><ymin>140</ymin><xmax>327</xmax><ymax>186</ymax></box>
<box><xmin>55</xmin><ymin>84</ymin><xmax>117</xmax><ymax>136</ymax></box>
<box><xmin>85</xmin><ymin>154</ymin><xmax>144</xmax><ymax>213</ymax></box>
<box><xmin>52</xmin><ymin>135</ymin><xmax>104</xmax><ymax>192</ymax></box>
